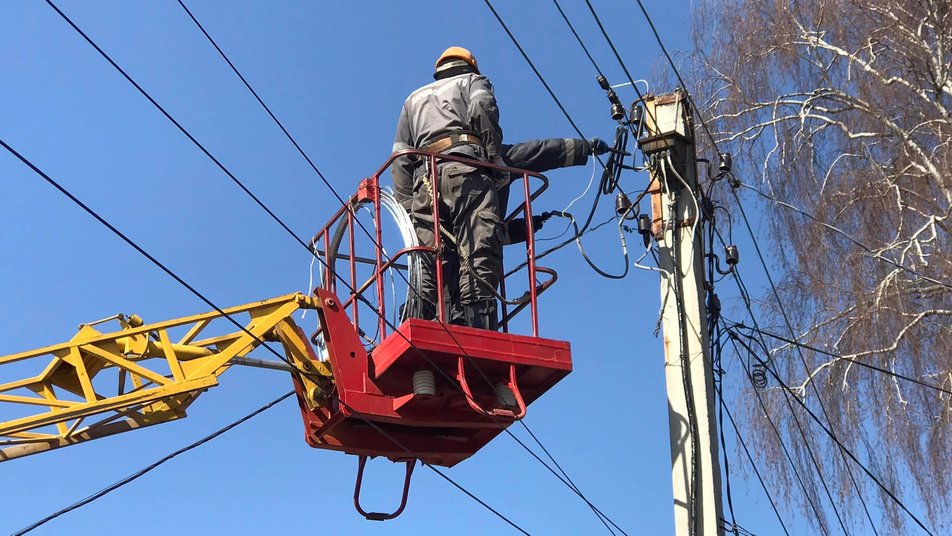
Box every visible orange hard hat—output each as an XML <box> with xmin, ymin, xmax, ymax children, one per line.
<box><xmin>435</xmin><ymin>46</ymin><xmax>479</xmax><ymax>74</ymax></box>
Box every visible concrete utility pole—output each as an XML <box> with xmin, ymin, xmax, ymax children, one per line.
<box><xmin>640</xmin><ymin>90</ymin><xmax>724</xmax><ymax>536</ymax></box>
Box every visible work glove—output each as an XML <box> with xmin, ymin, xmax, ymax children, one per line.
<box><xmin>587</xmin><ymin>137</ymin><xmax>611</xmax><ymax>156</ymax></box>
<box><xmin>506</xmin><ymin>212</ymin><xmax>553</xmax><ymax>244</ymax></box>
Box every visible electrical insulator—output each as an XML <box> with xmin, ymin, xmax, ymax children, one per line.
<box><xmin>725</xmin><ymin>245</ymin><xmax>739</xmax><ymax>266</ymax></box>
<box><xmin>615</xmin><ymin>192</ymin><xmax>633</xmax><ymax>217</ymax></box>
<box><xmin>718</xmin><ymin>152</ymin><xmax>733</xmax><ymax>173</ymax></box>
<box><xmin>629</xmin><ymin>104</ymin><xmax>644</xmax><ymax>128</ymax></box>
<box><xmin>637</xmin><ymin>214</ymin><xmax>652</xmax><ymax>247</ymax></box>
<box><xmin>637</xmin><ymin>214</ymin><xmax>652</xmax><ymax>234</ymax></box>
<box><xmin>611</xmin><ymin>102</ymin><xmax>625</xmax><ymax>121</ymax></box>
<box><xmin>596</xmin><ymin>75</ymin><xmax>625</xmax><ymax>120</ymax></box>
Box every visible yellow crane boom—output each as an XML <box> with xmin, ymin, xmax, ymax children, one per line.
<box><xmin>0</xmin><ymin>292</ymin><xmax>333</xmax><ymax>462</ymax></box>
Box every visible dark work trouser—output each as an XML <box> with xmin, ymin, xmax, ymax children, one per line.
<box><xmin>410</xmin><ymin>161</ymin><xmax>502</xmax><ymax>321</ymax></box>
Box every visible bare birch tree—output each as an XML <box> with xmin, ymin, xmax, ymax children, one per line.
<box><xmin>690</xmin><ymin>0</ymin><xmax>952</xmax><ymax>532</ymax></box>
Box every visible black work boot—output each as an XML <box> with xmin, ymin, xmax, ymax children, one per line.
<box><xmin>462</xmin><ymin>299</ymin><xmax>498</xmax><ymax>331</ymax></box>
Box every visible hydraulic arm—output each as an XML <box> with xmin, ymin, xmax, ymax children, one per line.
<box><xmin>0</xmin><ymin>292</ymin><xmax>332</xmax><ymax>462</ymax></box>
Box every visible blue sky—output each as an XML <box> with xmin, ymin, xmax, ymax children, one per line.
<box><xmin>0</xmin><ymin>1</ymin><xmax>796</xmax><ymax>534</ymax></box>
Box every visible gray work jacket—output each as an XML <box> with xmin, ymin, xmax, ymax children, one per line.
<box><xmin>392</xmin><ymin>73</ymin><xmax>503</xmax><ymax>212</ymax></box>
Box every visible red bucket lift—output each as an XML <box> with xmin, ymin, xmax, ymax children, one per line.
<box><xmin>291</xmin><ymin>151</ymin><xmax>572</xmax><ymax>519</ymax></box>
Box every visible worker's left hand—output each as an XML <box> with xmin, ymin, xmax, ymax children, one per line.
<box><xmin>587</xmin><ymin>137</ymin><xmax>611</xmax><ymax>155</ymax></box>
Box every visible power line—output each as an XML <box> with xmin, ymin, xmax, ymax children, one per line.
<box><xmin>725</xmin><ymin>186</ymin><xmax>880</xmax><ymax>533</ymax></box>
<box><xmin>731</xmin><ymin>331</ymin><xmax>847</xmax><ymax>535</ymax></box>
<box><xmin>739</xmin><ymin>181</ymin><xmax>952</xmax><ymax>290</ymax></box>
<box><xmin>629</xmin><ymin>0</ymin><xmax>721</xmax><ymax>154</ymax></box>
<box><xmin>483</xmin><ymin>0</ymin><xmax>589</xmax><ymax>143</ymax></box>
<box><xmin>0</xmin><ymin>137</ymin><xmax>300</xmax><ymax>371</ymax></box>
<box><xmin>174</xmin><ymin>0</ymin><xmax>345</xmax><ymax>211</ymax></box>
<box><xmin>0</xmin><ymin>138</ymin><xmax>531</xmax><ymax>535</ymax></box>
<box><xmin>172</xmin><ymin>2</ymin><xmax>623</xmax><ymax>531</ymax></box>
<box><xmin>729</xmin><ymin>323</ymin><xmax>952</xmax><ymax>397</ymax></box>
<box><xmin>40</xmin><ymin>3</ymin><xmax>621</xmax><ymax>531</ymax></box>
<box><xmin>14</xmin><ymin>392</ymin><xmax>295</xmax><ymax>535</ymax></box>
<box><xmin>719</xmin><ymin>321</ymin><xmax>830</xmax><ymax>535</ymax></box>
<box><xmin>581</xmin><ymin>0</ymin><xmax>657</xmax><ymax>129</ymax></box>
<box><xmin>47</xmin><ymin>0</ymin><xmax>546</xmax><ymax>494</ymax></box>
<box><xmin>712</xmin><ymin>382</ymin><xmax>789</xmax><ymax>536</ymax></box>
<box><xmin>551</xmin><ymin>0</ymin><xmax>606</xmax><ymax>78</ymax></box>
<box><xmin>727</xmin><ymin>328</ymin><xmax>936</xmax><ymax>536</ymax></box>
<box><xmin>516</xmin><ymin>421</ymin><xmax>628</xmax><ymax>536</ymax></box>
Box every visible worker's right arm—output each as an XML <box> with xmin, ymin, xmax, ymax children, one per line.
<box><xmin>392</xmin><ymin>102</ymin><xmax>414</xmax><ymax>212</ymax></box>
<box><xmin>504</xmin><ymin>138</ymin><xmax>589</xmax><ymax>172</ymax></box>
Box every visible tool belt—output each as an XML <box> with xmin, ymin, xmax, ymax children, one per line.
<box><xmin>423</xmin><ymin>131</ymin><xmax>484</xmax><ymax>154</ymax></box>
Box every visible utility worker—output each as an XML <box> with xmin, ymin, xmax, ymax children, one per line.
<box><xmin>392</xmin><ymin>46</ymin><xmax>504</xmax><ymax>330</ymax></box>
<box><xmin>394</xmin><ymin>135</ymin><xmax>610</xmax><ymax>326</ymax></box>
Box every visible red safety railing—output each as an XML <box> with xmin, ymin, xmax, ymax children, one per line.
<box><xmin>308</xmin><ymin>150</ymin><xmax>558</xmax><ymax>341</ymax></box>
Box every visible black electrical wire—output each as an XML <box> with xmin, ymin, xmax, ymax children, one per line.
<box><xmin>582</xmin><ymin>0</ymin><xmax>652</xmax><ymax>114</ymax></box>
<box><xmin>516</xmin><ymin>421</ymin><xmax>628</xmax><ymax>536</ymax></box>
<box><xmin>484</xmin><ymin>0</ymin><xmax>589</xmax><ymax>145</ymax></box>
<box><xmin>727</xmin><ymin>185</ymin><xmax>879</xmax><ymax>533</ymax></box>
<box><xmin>709</xmin><ymin>320</ymin><xmax>738</xmax><ymax>535</ymax></box>
<box><xmin>729</xmin><ymin>323</ymin><xmax>952</xmax><ymax>397</ymax></box>
<box><xmin>712</xmin><ymin>214</ymin><xmax>872</xmax><ymax>532</ymax></box>
<box><xmin>1</xmin><ymin>138</ymin><xmax>531</xmax><ymax>536</ymax></box>
<box><xmin>551</xmin><ymin>0</ymin><xmax>606</xmax><ymax>78</ymax></box>
<box><xmin>727</xmin><ymin>329</ymin><xmax>936</xmax><ymax>536</ymax></box>
<box><xmin>0</xmin><ymin>137</ymin><xmax>302</xmax><ymax>371</ymax></box>
<box><xmin>705</xmin><ymin>240</ymin><xmax>833</xmax><ymax>533</ymax></box>
<box><xmin>712</xmin><ymin>381</ymin><xmax>790</xmax><ymax>536</ymax></box>
<box><xmin>629</xmin><ymin>0</ymin><xmax>722</xmax><ymax>156</ymax></box>
<box><xmin>41</xmin><ymin>4</ymin><xmax>622</xmax><ymax>532</ymax></box>
<box><xmin>740</xmin><ymin>182</ymin><xmax>952</xmax><ymax>290</ymax></box>
<box><xmin>667</xmin><ymin>188</ymin><xmax>701</xmax><ymax>536</ymax></box>
<box><xmin>14</xmin><ymin>392</ymin><xmax>295</xmax><ymax>535</ymax></box>
<box><xmin>506</xmin><ymin>424</ymin><xmax>625</xmax><ymax>536</ymax></box>
<box><xmin>483</xmin><ymin>0</ymin><xmax>616</xmax><ymax>243</ymax></box>
<box><xmin>721</xmin><ymin>327</ymin><xmax>831</xmax><ymax>535</ymax></box>
<box><xmin>172</xmin><ymin>3</ymin><xmax>624</xmax><ymax>531</ymax></box>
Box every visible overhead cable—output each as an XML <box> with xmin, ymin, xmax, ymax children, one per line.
<box><xmin>551</xmin><ymin>0</ymin><xmax>606</xmax><ymax>78</ymax></box>
<box><xmin>726</xmin><ymin>185</ymin><xmax>880</xmax><ymax>533</ymax></box>
<box><xmin>14</xmin><ymin>392</ymin><xmax>294</xmax><ymax>535</ymax></box>
<box><xmin>0</xmin><ymin>138</ymin><xmax>530</xmax><ymax>535</ymax></box>
<box><xmin>43</xmin><ymin>3</ymin><xmax>620</xmax><ymax>532</ymax></box>
<box><xmin>173</xmin><ymin>2</ymin><xmax>622</xmax><ymax>531</ymax></box>
<box><xmin>730</xmin><ymin>323</ymin><xmax>952</xmax><ymax>397</ymax></box>
<box><xmin>739</xmin><ymin>182</ymin><xmax>952</xmax><ymax>290</ymax></box>
<box><xmin>712</xmin><ymin>382</ymin><xmax>790</xmax><ymax>536</ymax></box>
<box><xmin>582</xmin><ymin>0</ymin><xmax>658</xmax><ymax>130</ymax></box>
<box><xmin>727</xmin><ymin>328</ymin><xmax>936</xmax><ymax>536</ymax></box>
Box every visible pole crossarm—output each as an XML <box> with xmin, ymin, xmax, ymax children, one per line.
<box><xmin>0</xmin><ymin>292</ymin><xmax>333</xmax><ymax>462</ymax></box>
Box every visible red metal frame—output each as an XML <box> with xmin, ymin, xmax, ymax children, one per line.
<box><xmin>307</xmin><ymin>150</ymin><xmax>555</xmax><ymax>339</ymax></box>
<box><xmin>292</xmin><ymin>153</ymin><xmax>574</xmax><ymax>518</ymax></box>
